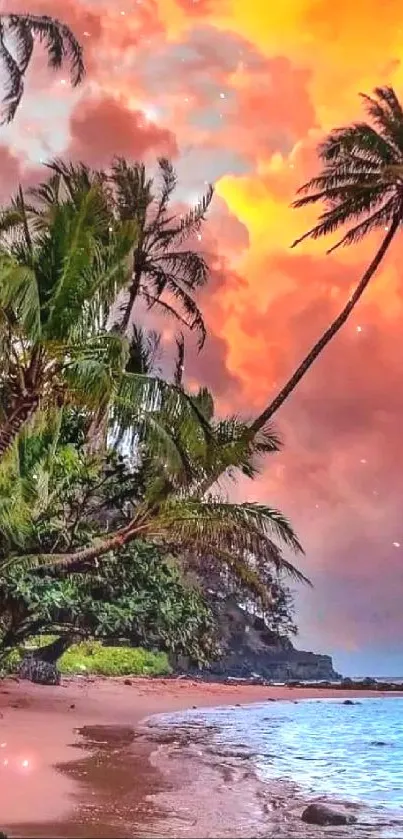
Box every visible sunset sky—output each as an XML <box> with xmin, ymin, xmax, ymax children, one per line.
<box><xmin>3</xmin><ymin>0</ymin><xmax>403</xmax><ymax>675</ymax></box>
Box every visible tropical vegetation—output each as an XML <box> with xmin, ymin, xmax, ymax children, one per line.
<box><xmin>0</xmin><ymin>163</ymin><xmax>306</xmax><ymax>673</ymax></box>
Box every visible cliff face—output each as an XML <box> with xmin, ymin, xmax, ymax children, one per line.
<box><xmin>187</xmin><ymin>598</ymin><xmax>341</xmax><ymax>682</ymax></box>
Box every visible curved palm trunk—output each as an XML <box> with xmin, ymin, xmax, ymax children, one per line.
<box><xmin>34</xmin><ymin>634</ymin><xmax>75</xmax><ymax>664</ymax></box>
<box><xmin>34</xmin><ymin>524</ymin><xmax>137</xmax><ymax>573</ymax></box>
<box><xmin>0</xmin><ymin>347</ymin><xmax>44</xmax><ymax>461</ymax></box>
<box><xmin>250</xmin><ymin>218</ymin><xmax>399</xmax><ymax>433</ymax></box>
<box><xmin>0</xmin><ymin>392</ymin><xmax>40</xmax><ymax>460</ymax></box>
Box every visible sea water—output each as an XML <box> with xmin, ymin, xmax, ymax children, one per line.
<box><xmin>158</xmin><ymin>698</ymin><xmax>403</xmax><ymax>816</ymax></box>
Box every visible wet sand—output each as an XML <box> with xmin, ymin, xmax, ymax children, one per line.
<box><xmin>1</xmin><ymin>677</ymin><xmax>402</xmax><ymax>838</ymax></box>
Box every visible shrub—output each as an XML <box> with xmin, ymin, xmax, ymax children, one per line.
<box><xmin>1</xmin><ymin>638</ymin><xmax>172</xmax><ymax>678</ymax></box>
<box><xmin>58</xmin><ymin>640</ymin><xmax>172</xmax><ymax>676</ymax></box>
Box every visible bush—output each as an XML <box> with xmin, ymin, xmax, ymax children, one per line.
<box><xmin>1</xmin><ymin>638</ymin><xmax>172</xmax><ymax>678</ymax></box>
<box><xmin>0</xmin><ymin>647</ymin><xmax>22</xmax><ymax>676</ymax></box>
<box><xmin>58</xmin><ymin>640</ymin><xmax>172</xmax><ymax>677</ymax></box>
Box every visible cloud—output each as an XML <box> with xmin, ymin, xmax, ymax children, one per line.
<box><xmin>66</xmin><ymin>94</ymin><xmax>177</xmax><ymax>165</ymax></box>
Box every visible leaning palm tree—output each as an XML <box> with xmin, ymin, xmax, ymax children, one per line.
<box><xmin>250</xmin><ymin>85</ymin><xmax>403</xmax><ymax>434</ymax></box>
<box><xmin>0</xmin><ymin>13</ymin><xmax>84</xmax><ymax>122</ymax></box>
<box><xmin>44</xmin><ymin>157</ymin><xmax>213</xmax><ymax>346</ymax></box>
<box><xmin>4</xmin><ymin>386</ymin><xmax>307</xmax><ymax>604</ymax></box>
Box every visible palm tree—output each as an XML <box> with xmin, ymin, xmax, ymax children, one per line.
<box><xmin>250</xmin><ymin>85</ymin><xmax>403</xmax><ymax>434</ymax></box>
<box><xmin>0</xmin><ymin>13</ymin><xmax>84</xmax><ymax>122</ymax></box>
<box><xmin>0</xmin><ymin>170</ymin><xmax>220</xmax><ymax>471</ymax></box>
<box><xmin>3</xmin><ymin>386</ymin><xmax>308</xmax><ymax>603</ymax></box>
<box><xmin>0</xmin><ymin>182</ymin><xmax>133</xmax><ymax>458</ymax></box>
<box><xmin>45</xmin><ymin>157</ymin><xmax>213</xmax><ymax>346</ymax></box>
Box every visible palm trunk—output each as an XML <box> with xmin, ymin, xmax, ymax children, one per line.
<box><xmin>85</xmin><ymin>407</ymin><xmax>108</xmax><ymax>456</ymax></box>
<box><xmin>34</xmin><ymin>634</ymin><xmax>75</xmax><ymax>663</ymax></box>
<box><xmin>33</xmin><ymin>524</ymin><xmax>136</xmax><ymax>573</ymax></box>
<box><xmin>250</xmin><ymin>218</ymin><xmax>399</xmax><ymax>433</ymax></box>
<box><xmin>0</xmin><ymin>392</ymin><xmax>40</xmax><ymax>460</ymax></box>
<box><xmin>120</xmin><ymin>264</ymin><xmax>142</xmax><ymax>333</ymax></box>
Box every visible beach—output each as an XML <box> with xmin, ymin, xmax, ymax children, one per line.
<box><xmin>1</xmin><ymin>677</ymin><xmax>402</xmax><ymax>838</ymax></box>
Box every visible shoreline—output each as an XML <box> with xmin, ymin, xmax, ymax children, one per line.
<box><xmin>1</xmin><ymin>676</ymin><xmax>403</xmax><ymax>837</ymax></box>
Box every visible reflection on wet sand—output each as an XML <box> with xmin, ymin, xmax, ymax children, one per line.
<box><xmin>5</xmin><ymin>725</ymin><xmax>170</xmax><ymax>839</ymax></box>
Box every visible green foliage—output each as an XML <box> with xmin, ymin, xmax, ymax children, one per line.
<box><xmin>0</xmin><ymin>542</ymin><xmax>219</xmax><ymax>665</ymax></box>
<box><xmin>0</xmin><ymin>638</ymin><xmax>171</xmax><ymax>678</ymax></box>
<box><xmin>45</xmin><ymin>157</ymin><xmax>213</xmax><ymax>344</ymax></box>
<box><xmin>0</xmin><ymin>159</ymin><xmax>306</xmax><ymax>673</ymax></box>
<box><xmin>58</xmin><ymin>641</ymin><xmax>171</xmax><ymax>677</ymax></box>
<box><xmin>0</xmin><ymin>646</ymin><xmax>21</xmax><ymax>676</ymax></box>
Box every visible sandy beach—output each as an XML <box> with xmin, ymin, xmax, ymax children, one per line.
<box><xmin>1</xmin><ymin>676</ymin><xmax>402</xmax><ymax>838</ymax></box>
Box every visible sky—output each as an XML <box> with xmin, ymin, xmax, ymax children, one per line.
<box><xmin>2</xmin><ymin>0</ymin><xmax>403</xmax><ymax>676</ymax></box>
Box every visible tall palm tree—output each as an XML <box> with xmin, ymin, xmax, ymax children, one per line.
<box><xmin>0</xmin><ymin>174</ymin><xmax>216</xmax><ymax>464</ymax></box>
<box><xmin>250</xmin><ymin>85</ymin><xmax>403</xmax><ymax>434</ymax></box>
<box><xmin>45</xmin><ymin>157</ymin><xmax>213</xmax><ymax>346</ymax></box>
<box><xmin>0</xmin><ymin>182</ymin><xmax>133</xmax><ymax>458</ymax></box>
<box><xmin>0</xmin><ymin>13</ymin><xmax>84</xmax><ymax>122</ymax></box>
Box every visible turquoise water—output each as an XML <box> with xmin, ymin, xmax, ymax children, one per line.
<box><xmin>159</xmin><ymin>698</ymin><xmax>403</xmax><ymax>815</ymax></box>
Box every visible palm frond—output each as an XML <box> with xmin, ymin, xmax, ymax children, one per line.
<box><xmin>152</xmin><ymin>498</ymin><xmax>308</xmax><ymax>591</ymax></box>
<box><xmin>0</xmin><ymin>14</ymin><xmax>84</xmax><ymax>123</ymax></box>
<box><xmin>0</xmin><ymin>254</ymin><xmax>41</xmax><ymax>341</ymax></box>
<box><xmin>172</xmin><ymin>185</ymin><xmax>214</xmax><ymax>245</ymax></box>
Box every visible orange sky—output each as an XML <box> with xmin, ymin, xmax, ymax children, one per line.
<box><xmin>3</xmin><ymin>0</ymin><xmax>403</xmax><ymax>674</ymax></box>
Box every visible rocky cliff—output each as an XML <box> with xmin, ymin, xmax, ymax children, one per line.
<box><xmin>181</xmin><ymin>597</ymin><xmax>341</xmax><ymax>682</ymax></box>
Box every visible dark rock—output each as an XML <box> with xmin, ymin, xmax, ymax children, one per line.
<box><xmin>341</xmin><ymin>677</ymin><xmax>353</xmax><ymax>687</ymax></box>
<box><xmin>18</xmin><ymin>655</ymin><xmax>61</xmax><ymax>685</ymax></box>
<box><xmin>301</xmin><ymin>803</ymin><xmax>358</xmax><ymax>826</ymax></box>
<box><xmin>176</xmin><ymin>598</ymin><xmax>341</xmax><ymax>683</ymax></box>
<box><xmin>371</xmin><ymin>740</ymin><xmax>388</xmax><ymax>746</ymax></box>
<box><xmin>343</xmin><ymin>699</ymin><xmax>360</xmax><ymax>705</ymax></box>
<box><xmin>69</xmin><ymin>704</ymin><xmax>75</xmax><ymax>709</ymax></box>
<box><xmin>124</xmin><ymin>679</ymin><xmax>132</xmax><ymax>686</ymax></box>
<box><xmin>361</xmin><ymin>676</ymin><xmax>377</xmax><ymax>687</ymax></box>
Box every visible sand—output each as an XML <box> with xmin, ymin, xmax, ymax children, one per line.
<box><xmin>1</xmin><ymin>676</ymin><xmax>402</xmax><ymax>838</ymax></box>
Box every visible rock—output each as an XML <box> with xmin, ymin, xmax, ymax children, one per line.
<box><xmin>18</xmin><ymin>655</ymin><xmax>61</xmax><ymax>686</ymax></box>
<box><xmin>341</xmin><ymin>677</ymin><xmax>353</xmax><ymax>687</ymax></box>
<box><xmin>177</xmin><ymin>597</ymin><xmax>341</xmax><ymax>683</ymax></box>
<box><xmin>301</xmin><ymin>804</ymin><xmax>358</xmax><ymax>826</ymax></box>
<box><xmin>361</xmin><ymin>676</ymin><xmax>377</xmax><ymax>687</ymax></box>
<box><xmin>69</xmin><ymin>704</ymin><xmax>75</xmax><ymax>709</ymax></box>
<box><xmin>123</xmin><ymin>679</ymin><xmax>132</xmax><ymax>686</ymax></box>
<box><xmin>343</xmin><ymin>699</ymin><xmax>360</xmax><ymax>705</ymax></box>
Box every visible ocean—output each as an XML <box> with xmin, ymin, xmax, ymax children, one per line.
<box><xmin>155</xmin><ymin>697</ymin><xmax>403</xmax><ymax>834</ymax></box>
